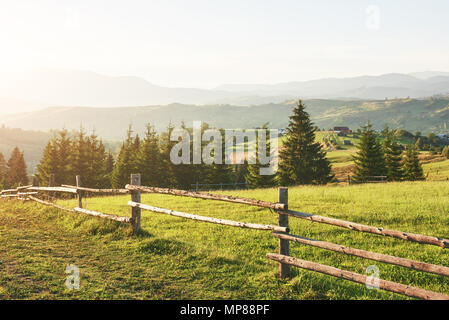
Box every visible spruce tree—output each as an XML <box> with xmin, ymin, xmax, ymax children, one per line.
<box><xmin>159</xmin><ymin>123</ymin><xmax>177</xmax><ymax>188</ymax></box>
<box><xmin>36</xmin><ymin>139</ymin><xmax>59</xmax><ymax>186</ymax></box>
<box><xmin>6</xmin><ymin>147</ymin><xmax>28</xmax><ymax>187</ymax></box>
<box><xmin>382</xmin><ymin>127</ymin><xmax>404</xmax><ymax>181</ymax></box>
<box><xmin>205</xmin><ymin>128</ymin><xmax>233</xmax><ymax>187</ymax></box>
<box><xmin>138</xmin><ymin>123</ymin><xmax>164</xmax><ymax>187</ymax></box>
<box><xmin>70</xmin><ymin>127</ymin><xmax>90</xmax><ymax>182</ymax></box>
<box><xmin>55</xmin><ymin>129</ymin><xmax>72</xmax><ymax>185</ymax></box>
<box><xmin>352</xmin><ymin>123</ymin><xmax>387</xmax><ymax>182</ymax></box>
<box><xmin>402</xmin><ymin>145</ymin><xmax>425</xmax><ymax>181</ymax></box>
<box><xmin>278</xmin><ymin>100</ymin><xmax>333</xmax><ymax>185</ymax></box>
<box><xmin>245</xmin><ymin>126</ymin><xmax>277</xmax><ymax>188</ymax></box>
<box><xmin>111</xmin><ymin>126</ymin><xmax>138</xmax><ymax>188</ymax></box>
<box><xmin>0</xmin><ymin>153</ymin><xmax>8</xmax><ymax>189</ymax></box>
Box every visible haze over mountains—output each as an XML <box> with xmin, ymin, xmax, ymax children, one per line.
<box><xmin>1</xmin><ymin>69</ymin><xmax>449</xmax><ymax>113</ymax></box>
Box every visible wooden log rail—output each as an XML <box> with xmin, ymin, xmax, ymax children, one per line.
<box><xmin>26</xmin><ymin>186</ymin><xmax>78</xmax><ymax>194</ymax></box>
<box><xmin>62</xmin><ymin>185</ymin><xmax>129</xmax><ymax>194</ymax></box>
<box><xmin>74</xmin><ymin>207</ymin><xmax>131</xmax><ymax>223</ymax></box>
<box><xmin>125</xmin><ymin>185</ymin><xmax>286</xmax><ymax>210</ymax></box>
<box><xmin>28</xmin><ymin>196</ymin><xmax>76</xmax><ymax>212</ymax></box>
<box><xmin>0</xmin><ymin>185</ymin><xmax>32</xmax><ymax>194</ymax></box>
<box><xmin>267</xmin><ymin>253</ymin><xmax>449</xmax><ymax>300</ymax></box>
<box><xmin>279</xmin><ymin>209</ymin><xmax>449</xmax><ymax>249</ymax></box>
<box><xmin>128</xmin><ymin>201</ymin><xmax>288</xmax><ymax>232</ymax></box>
<box><xmin>273</xmin><ymin>232</ymin><xmax>449</xmax><ymax>278</ymax></box>
<box><xmin>28</xmin><ymin>195</ymin><xmax>130</xmax><ymax>224</ymax></box>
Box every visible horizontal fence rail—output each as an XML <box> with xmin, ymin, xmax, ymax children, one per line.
<box><xmin>74</xmin><ymin>207</ymin><xmax>131</xmax><ymax>223</ymax></box>
<box><xmin>125</xmin><ymin>185</ymin><xmax>286</xmax><ymax>211</ymax></box>
<box><xmin>128</xmin><ymin>201</ymin><xmax>288</xmax><ymax>232</ymax></box>
<box><xmin>61</xmin><ymin>185</ymin><xmax>129</xmax><ymax>194</ymax></box>
<box><xmin>279</xmin><ymin>209</ymin><xmax>449</xmax><ymax>249</ymax></box>
<box><xmin>273</xmin><ymin>232</ymin><xmax>449</xmax><ymax>278</ymax></box>
<box><xmin>267</xmin><ymin>253</ymin><xmax>449</xmax><ymax>300</ymax></box>
<box><xmin>28</xmin><ymin>195</ymin><xmax>76</xmax><ymax>213</ymax></box>
<box><xmin>27</xmin><ymin>186</ymin><xmax>78</xmax><ymax>194</ymax></box>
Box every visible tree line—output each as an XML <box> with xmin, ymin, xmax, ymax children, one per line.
<box><xmin>352</xmin><ymin>124</ymin><xmax>424</xmax><ymax>182</ymax></box>
<box><xmin>29</xmin><ymin>99</ymin><xmax>427</xmax><ymax>190</ymax></box>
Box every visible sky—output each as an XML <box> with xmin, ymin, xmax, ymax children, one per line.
<box><xmin>0</xmin><ymin>0</ymin><xmax>449</xmax><ymax>88</ymax></box>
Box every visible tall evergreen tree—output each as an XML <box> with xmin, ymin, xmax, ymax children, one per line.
<box><xmin>0</xmin><ymin>153</ymin><xmax>8</xmax><ymax>189</ymax></box>
<box><xmin>382</xmin><ymin>126</ymin><xmax>404</xmax><ymax>181</ymax></box>
<box><xmin>111</xmin><ymin>126</ymin><xmax>139</xmax><ymax>188</ymax></box>
<box><xmin>159</xmin><ymin>123</ymin><xmax>177</xmax><ymax>188</ymax></box>
<box><xmin>278</xmin><ymin>100</ymin><xmax>333</xmax><ymax>185</ymax></box>
<box><xmin>245</xmin><ymin>125</ymin><xmax>277</xmax><ymax>188</ymax></box>
<box><xmin>352</xmin><ymin>123</ymin><xmax>387</xmax><ymax>182</ymax></box>
<box><xmin>36</xmin><ymin>139</ymin><xmax>59</xmax><ymax>186</ymax></box>
<box><xmin>6</xmin><ymin>147</ymin><xmax>28</xmax><ymax>187</ymax></box>
<box><xmin>138</xmin><ymin>123</ymin><xmax>164</xmax><ymax>187</ymax></box>
<box><xmin>402</xmin><ymin>144</ymin><xmax>425</xmax><ymax>181</ymax></box>
<box><xmin>70</xmin><ymin>127</ymin><xmax>90</xmax><ymax>182</ymax></box>
<box><xmin>55</xmin><ymin>129</ymin><xmax>72</xmax><ymax>185</ymax></box>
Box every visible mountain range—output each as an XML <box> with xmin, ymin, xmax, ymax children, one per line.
<box><xmin>1</xmin><ymin>69</ymin><xmax>449</xmax><ymax>113</ymax></box>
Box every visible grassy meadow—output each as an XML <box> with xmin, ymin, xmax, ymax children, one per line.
<box><xmin>1</xmin><ymin>181</ymin><xmax>449</xmax><ymax>299</ymax></box>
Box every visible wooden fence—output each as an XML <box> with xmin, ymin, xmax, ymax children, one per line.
<box><xmin>2</xmin><ymin>174</ymin><xmax>449</xmax><ymax>300</ymax></box>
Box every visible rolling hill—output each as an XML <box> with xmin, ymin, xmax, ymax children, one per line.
<box><xmin>2</xmin><ymin>98</ymin><xmax>449</xmax><ymax>140</ymax></box>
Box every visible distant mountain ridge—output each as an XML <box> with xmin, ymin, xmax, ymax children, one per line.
<box><xmin>0</xmin><ymin>69</ymin><xmax>449</xmax><ymax>113</ymax></box>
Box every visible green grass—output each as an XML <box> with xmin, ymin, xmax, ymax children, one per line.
<box><xmin>1</xmin><ymin>181</ymin><xmax>449</xmax><ymax>299</ymax></box>
<box><xmin>423</xmin><ymin>160</ymin><xmax>449</xmax><ymax>181</ymax></box>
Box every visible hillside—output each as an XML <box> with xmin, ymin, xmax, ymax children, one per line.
<box><xmin>1</xmin><ymin>182</ymin><xmax>449</xmax><ymax>299</ymax></box>
<box><xmin>2</xmin><ymin>98</ymin><xmax>449</xmax><ymax>140</ymax></box>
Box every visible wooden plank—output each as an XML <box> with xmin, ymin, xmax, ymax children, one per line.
<box><xmin>273</xmin><ymin>232</ymin><xmax>449</xmax><ymax>278</ymax></box>
<box><xmin>74</xmin><ymin>207</ymin><xmax>131</xmax><ymax>223</ymax></box>
<box><xmin>280</xmin><ymin>209</ymin><xmax>449</xmax><ymax>249</ymax></box>
<box><xmin>28</xmin><ymin>196</ymin><xmax>76</xmax><ymax>212</ymax></box>
<box><xmin>27</xmin><ymin>187</ymin><xmax>78</xmax><ymax>194</ymax></box>
<box><xmin>1</xmin><ymin>185</ymin><xmax>32</xmax><ymax>194</ymax></box>
<box><xmin>128</xmin><ymin>201</ymin><xmax>288</xmax><ymax>232</ymax></box>
<box><xmin>61</xmin><ymin>185</ymin><xmax>129</xmax><ymax>194</ymax></box>
<box><xmin>278</xmin><ymin>187</ymin><xmax>290</xmax><ymax>279</ymax></box>
<box><xmin>266</xmin><ymin>253</ymin><xmax>449</xmax><ymax>300</ymax></box>
<box><xmin>125</xmin><ymin>184</ymin><xmax>286</xmax><ymax>210</ymax></box>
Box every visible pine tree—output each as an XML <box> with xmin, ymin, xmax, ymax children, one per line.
<box><xmin>111</xmin><ymin>126</ymin><xmax>139</xmax><ymax>188</ymax></box>
<box><xmin>352</xmin><ymin>123</ymin><xmax>387</xmax><ymax>182</ymax></box>
<box><xmin>138</xmin><ymin>123</ymin><xmax>164</xmax><ymax>187</ymax></box>
<box><xmin>402</xmin><ymin>145</ymin><xmax>425</xmax><ymax>181</ymax></box>
<box><xmin>0</xmin><ymin>153</ymin><xmax>8</xmax><ymax>189</ymax></box>
<box><xmin>36</xmin><ymin>139</ymin><xmax>59</xmax><ymax>186</ymax></box>
<box><xmin>382</xmin><ymin>127</ymin><xmax>404</xmax><ymax>181</ymax></box>
<box><xmin>278</xmin><ymin>100</ymin><xmax>333</xmax><ymax>185</ymax></box>
<box><xmin>70</xmin><ymin>127</ymin><xmax>90</xmax><ymax>182</ymax></box>
<box><xmin>55</xmin><ymin>129</ymin><xmax>72</xmax><ymax>185</ymax></box>
<box><xmin>159</xmin><ymin>123</ymin><xmax>177</xmax><ymax>188</ymax></box>
<box><xmin>205</xmin><ymin>128</ymin><xmax>233</xmax><ymax>186</ymax></box>
<box><xmin>245</xmin><ymin>126</ymin><xmax>277</xmax><ymax>188</ymax></box>
<box><xmin>6</xmin><ymin>147</ymin><xmax>28</xmax><ymax>188</ymax></box>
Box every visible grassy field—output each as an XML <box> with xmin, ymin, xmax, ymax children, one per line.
<box><xmin>1</xmin><ymin>181</ymin><xmax>449</xmax><ymax>300</ymax></box>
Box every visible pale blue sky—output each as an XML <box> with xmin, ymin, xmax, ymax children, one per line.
<box><xmin>0</xmin><ymin>0</ymin><xmax>448</xmax><ymax>87</ymax></box>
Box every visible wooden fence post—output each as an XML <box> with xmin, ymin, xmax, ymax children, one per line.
<box><xmin>48</xmin><ymin>173</ymin><xmax>55</xmax><ymax>201</ymax></box>
<box><xmin>76</xmin><ymin>175</ymin><xmax>83</xmax><ymax>208</ymax></box>
<box><xmin>130</xmin><ymin>174</ymin><xmax>141</xmax><ymax>233</ymax></box>
<box><xmin>278</xmin><ymin>187</ymin><xmax>290</xmax><ymax>279</ymax></box>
